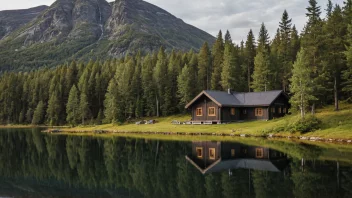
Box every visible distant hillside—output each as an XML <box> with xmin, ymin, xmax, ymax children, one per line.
<box><xmin>0</xmin><ymin>0</ymin><xmax>214</xmax><ymax>71</ymax></box>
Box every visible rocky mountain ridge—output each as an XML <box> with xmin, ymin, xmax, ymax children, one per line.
<box><xmin>0</xmin><ymin>0</ymin><xmax>214</xmax><ymax>71</ymax></box>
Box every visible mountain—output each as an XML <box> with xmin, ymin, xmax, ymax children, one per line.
<box><xmin>0</xmin><ymin>5</ymin><xmax>48</xmax><ymax>40</ymax></box>
<box><xmin>0</xmin><ymin>0</ymin><xmax>214</xmax><ymax>71</ymax></box>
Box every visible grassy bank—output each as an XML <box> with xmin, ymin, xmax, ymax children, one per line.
<box><xmin>64</xmin><ymin>103</ymin><xmax>352</xmax><ymax>140</ymax></box>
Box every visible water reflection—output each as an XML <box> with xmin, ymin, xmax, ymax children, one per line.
<box><xmin>186</xmin><ymin>141</ymin><xmax>289</xmax><ymax>174</ymax></box>
<box><xmin>0</xmin><ymin>128</ymin><xmax>351</xmax><ymax>198</ymax></box>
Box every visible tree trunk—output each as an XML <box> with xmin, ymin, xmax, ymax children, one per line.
<box><xmin>311</xmin><ymin>103</ymin><xmax>315</xmax><ymax>115</ymax></box>
<box><xmin>334</xmin><ymin>77</ymin><xmax>339</xmax><ymax>111</ymax></box>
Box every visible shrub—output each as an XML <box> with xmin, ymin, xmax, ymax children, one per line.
<box><xmin>287</xmin><ymin>116</ymin><xmax>322</xmax><ymax>133</ymax></box>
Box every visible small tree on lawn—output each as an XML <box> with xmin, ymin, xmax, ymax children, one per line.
<box><xmin>289</xmin><ymin>48</ymin><xmax>317</xmax><ymax>119</ymax></box>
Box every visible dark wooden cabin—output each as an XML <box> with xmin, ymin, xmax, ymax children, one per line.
<box><xmin>185</xmin><ymin>90</ymin><xmax>290</xmax><ymax>123</ymax></box>
<box><xmin>185</xmin><ymin>141</ymin><xmax>288</xmax><ymax>174</ymax></box>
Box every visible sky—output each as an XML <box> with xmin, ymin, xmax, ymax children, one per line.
<box><xmin>0</xmin><ymin>0</ymin><xmax>345</xmax><ymax>43</ymax></box>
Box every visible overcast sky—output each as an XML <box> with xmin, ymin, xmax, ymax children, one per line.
<box><xmin>0</xmin><ymin>0</ymin><xmax>345</xmax><ymax>43</ymax></box>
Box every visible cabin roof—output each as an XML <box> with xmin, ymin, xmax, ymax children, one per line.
<box><xmin>185</xmin><ymin>156</ymin><xmax>287</xmax><ymax>174</ymax></box>
<box><xmin>185</xmin><ymin>90</ymin><xmax>285</xmax><ymax>108</ymax></box>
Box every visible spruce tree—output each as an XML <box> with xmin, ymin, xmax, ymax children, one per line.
<box><xmin>343</xmin><ymin>24</ymin><xmax>352</xmax><ymax>102</ymax></box>
<box><xmin>142</xmin><ymin>54</ymin><xmax>157</xmax><ymax>116</ymax></box>
<box><xmin>279</xmin><ymin>10</ymin><xmax>293</xmax><ymax>92</ymax></box>
<box><xmin>211</xmin><ymin>30</ymin><xmax>224</xmax><ymax>90</ymax></box>
<box><xmin>221</xmin><ymin>44</ymin><xmax>241</xmax><ymax>91</ymax></box>
<box><xmin>257</xmin><ymin>23</ymin><xmax>270</xmax><ymax>51</ymax></box>
<box><xmin>79</xmin><ymin>92</ymin><xmax>89</xmax><ymax>125</ymax></box>
<box><xmin>326</xmin><ymin>0</ymin><xmax>333</xmax><ymax>17</ymax></box>
<box><xmin>324</xmin><ymin>5</ymin><xmax>346</xmax><ymax>111</ymax></box>
<box><xmin>177</xmin><ymin>64</ymin><xmax>193</xmax><ymax>109</ymax></box>
<box><xmin>66</xmin><ymin>85</ymin><xmax>80</xmax><ymax>126</ymax></box>
<box><xmin>245</xmin><ymin>29</ymin><xmax>256</xmax><ymax>92</ymax></box>
<box><xmin>47</xmin><ymin>90</ymin><xmax>60</xmax><ymax>126</ymax></box>
<box><xmin>224</xmin><ymin>30</ymin><xmax>232</xmax><ymax>45</ymax></box>
<box><xmin>32</xmin><ymin>101</ymin><xmax>44</xmax><ymax>125</ymax></box>
<box><xmin>154</xmin><ymin>47</ymin><xmax>168</xmax><ymax>116</ymax></box>
<box><xmin>197</xmin><ymin>42</ymin><xmax>212</xmax><ymax>91</ymax></box>
<box><xmin>251</xmin><ymin>49</ymin><xmax>272</xmax><ymax>91</ymax></box>
<box><xmin>104</xmin><ymin>79</ymin><xmax>119</xmax><ymax>123</ymax></box>
<box><xmin>290</xmin><ymin>25</ymin><xmax>300</xmax><ymax>62</ymax></box>
<box><xmin>290</xmin><ymin>48</ymin><xmax>317</xmax><ymax>119</ymax></box>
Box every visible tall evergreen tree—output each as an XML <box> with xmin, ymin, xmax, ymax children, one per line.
<box><xmin>324</xmin><ymin>5</ymin><xmax>346</xmax><ymax>111</ymax></box>
<box><xmin>290</xmin><ymin>48</ymin><xmax>317</xmax><ymax>119</ymax></box>
<box><xmin>279</xmin><ymin>10</ymin><xmax>293</xmax><ymax>92</ymax></box>
<box><xmin>257</xmin><ymin>23</ymin><xmax>270</xmax><ymax>51</ymax></box>
<box><xmin>245</xmin><ymin>29</ymin><xmax>256</xmax><ymax>92</ymax></box>
<box><xmin>32</xmin><ymin>101</ymin><xmax>45</xmax><ymax>125</ymax></box>
<box><xmin>251</xmin><ymin>50</ymin><xmax>272</xmax><ymax>91</ymax></box>
<box><xmin>79</xmin><ymin>92</ymin><xmax>89</xmax><ymax>125</ymax></box>
<box><xmin>211</xmin><ymin>30</ymin><xmax>225</xmax><ymax>90</ymax></box>
<box><xmin>46</xmin><ymin>90</ymin><xmax>60</xmax><ymax>126</ymax></box>
<box><xmin>177</xmin><ymin>64</ymin><xmax>193</xmax><ymax>109</ymax></box>
<box><xmin>104</xmin><ymin>79</ymin><xmax>119</xmax><ymax>123</ymax></box>
<box><xmin>142</xmin><ymin>54</ymin><xmax>157</xmax><ymax>116</ymax></box>
<box><xmin>343</xmin><ymin>24</ymin><xmax>352</xmax><ymax>102</ymax></box>
<box><xmin>154</xmin><ymin>47</ymin><xmax>168</xmax><ymax>116</ymax></box>
<box><xmin>221</xmin><ymin>44</ymin><xmax>242</xmax><ymax>90</ymax></box>
<box><xmin>224</xmin><ymin>30</ymin><xmax>232</xmax><ymax>45</ymax></box>
<box><xmin>326</xmin><ymin>0</ymin><xmax>333</xmax><ymax>17</ymax></box>
<box><xmin>66</xmin><ymin>85</ymin><xmax>80</xmax><ymax>126</ymax></box>
<box><xmin>197</xmin><ymin>42</ymin><xmax>212</xmax><ymax>91</ymax></box>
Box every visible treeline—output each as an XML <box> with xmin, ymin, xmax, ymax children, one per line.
<box><xmin>0</xmin><ymin>0</ymin><xmax>352</xmax><ymax>125</ymax></box>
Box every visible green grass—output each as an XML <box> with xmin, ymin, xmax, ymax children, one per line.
<box><xmin>66</xmin><ymin>103</ymin><xmax>352</xmax><ymax>140</ymax></box>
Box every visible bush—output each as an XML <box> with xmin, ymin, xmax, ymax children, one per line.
<box><xmin>287</xmin><ymin>116</ymin><xmax>322</xmax><ymax>133</ymax></box>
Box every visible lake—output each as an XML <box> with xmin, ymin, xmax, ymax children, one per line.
<box><xmin>0</xmin><ymin>128</ymin><xmax>351</xmax><ymax>198</ymax></box>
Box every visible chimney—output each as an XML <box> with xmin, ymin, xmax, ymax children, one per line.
<box><xmin>228</xmin><ymin>89</ymin><xmax>231</xmax><ymax>95</ymax></box>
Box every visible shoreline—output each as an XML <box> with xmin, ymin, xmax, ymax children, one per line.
<box><xmin>45</xmin><ymin>128</ymin><xmax>352</xmax><ymax>145</ymax></box>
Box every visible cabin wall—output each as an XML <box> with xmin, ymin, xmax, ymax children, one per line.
<box><xmin>269</xmin><ymin>94</ymin><xmax>290</xmax><ymax>119</ymax></box>
<box><xmin>240</xmin><ymin>107</ymin><xmax>269</xmax><ymax>120</ymax></box>
<box><xmin>191</xmin><ymin>95</ymin><xmax>220</xmax><ymax>121</ymax></box>
<box><xmin>191</xmin><ymin>141</ymin><xmax>221</xmax><ymax>168</ymax></box>
<box><xmin>221</xmin><ymin>107</ymin><xmax>240</xmax><ymax>122</ymax></box>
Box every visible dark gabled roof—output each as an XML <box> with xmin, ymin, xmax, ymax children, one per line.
<box><xmin>185</xmin><ymin>90</ymin><xmax>286</xmax><ymax>108</ymax></box>
<box><xmin>185</xmin><ymin>156</ymin><xmax>288</xmax><ymax>175</ymax></box>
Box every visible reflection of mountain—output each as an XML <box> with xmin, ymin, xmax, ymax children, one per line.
<box><xmin>186</xmin><ymin>141</ymin><xmax>289</xmax><ymax>174</ymax></box>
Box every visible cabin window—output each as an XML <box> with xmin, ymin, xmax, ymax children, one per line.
<box><xmin>255</xmin><ymin>108</ymin><xmax>263</xmax><ymax>117</ymax></box>
<box><xmin>231</xmin><ymin>149</ymin><xmax>235</xmax><ymax>157</ymax></box>
<box><xmin>278</xmin><ymin>107</ymin><xmax>282</xmax><ymax>114</ymax></box>
<box><xmin>243</xmin><ymin>109</ymin><xmax>247</xmax><ymax>114</ymax></box>
<box><xmin>271</xmin><ymin>107</ymin><xmax>275</xmax><ymax>113</ymax></box>
<box><xmin>196</xmin><ymin>147</ymin><xmax>203</xmax><ymax>158</ymax></box>
<box><xmin>231</xmin><ymin>108</ymin><xmax>236</xmax><ymax>115</ymax></box>
<box><xmin>283</xmin><ymin>107</ymin><xmax>287</xmax><ymax>114</ymax></box>
<box><xmin>208</xmin><ymin>107</ymin><xmax>216</xmax><ymax>116</ymax></box>
<box><xmin>196</xmin><ymin>108</ymin><xmax>202</xmax><ymax>116</ymax></box>
<box><xmin>256</xmin><ymin>148</ymin><xmax>264</xmax><ymax>158</ymax></box>
<box><xmin>209</xmin><ymin>148</ymin><xmax>216</xmax><ymax>160</ymax></box>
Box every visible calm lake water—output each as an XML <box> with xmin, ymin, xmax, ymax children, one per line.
<box><xmin>0</xmin><ymin>128</ymin><xmax>352</xmax><ymax>198</ymax></box>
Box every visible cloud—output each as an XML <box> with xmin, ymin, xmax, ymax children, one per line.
<box><xmin>145</xmin><ymin>0</ymin><xmax>344</xmax><ymax>44</ymax></box>
<box><xmin>1</xmin><ymin>0</ymin><xmax>345</xmax><ymax>44</ymax></box>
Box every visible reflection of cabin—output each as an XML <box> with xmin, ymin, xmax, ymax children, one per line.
<box><xmin>186</xmin><ymin>141</ymin><xmax>288</xmax><ymax>174</ymax></box>
<box><xmin>185</xmin><ymin>90</ymin><xmax>289</xmax><ymax>124</ymax></box>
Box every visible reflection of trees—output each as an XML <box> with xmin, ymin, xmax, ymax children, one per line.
<box><xmin>0</xmin><ymin>129</ymin><xmax>351</xmax><ymax>197</ymax></box>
